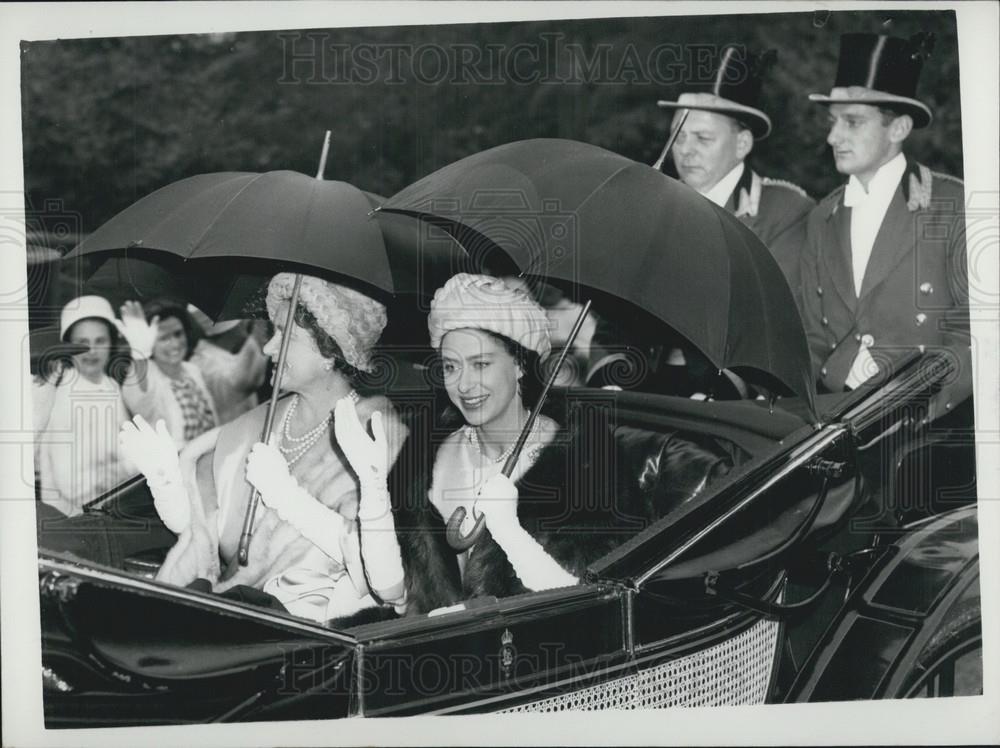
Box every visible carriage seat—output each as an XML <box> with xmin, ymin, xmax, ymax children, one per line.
<box><xmin>612</xmin><ymin>424</ymin><xmax>744</xmax><ymax>524</ymax></box>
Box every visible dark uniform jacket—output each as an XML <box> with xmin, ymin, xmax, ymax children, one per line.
<box><xmin>725</xmin><ymin>166</ymin><xmax>815</xmax><ymax>304</ymax></box>
<box><xmin>800</xmin><ymin>158</ymin><xmax>971</xmax><ymax>412</ymax></box>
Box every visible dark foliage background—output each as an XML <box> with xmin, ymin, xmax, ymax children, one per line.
<box><xmin>21</xmin><ymin>9</ymin><xmax>961</xmax><ymax>238</ymax></box>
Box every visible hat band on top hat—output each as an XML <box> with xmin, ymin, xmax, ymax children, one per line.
<box><xmin>657</xmin><ymin>92</ymin><xmax>772</xmax><ymax>139</ymax></box>
<box><xmin>807</xmin><ymin>86</ymin><xmax>933</xmax><ymax>129</ymax></box>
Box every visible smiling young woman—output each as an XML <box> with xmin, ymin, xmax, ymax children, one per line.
<box><xmin>120</xmin><ymin>299</ymin><xmax>218</xmax><ymax>447</ymax></box>
<box><xmin>335</xmin><ymin>273</ymin><xmax>639</xmax><ymax>613</ymax></box>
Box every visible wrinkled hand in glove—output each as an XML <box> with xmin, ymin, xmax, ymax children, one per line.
<box><xmin>245</xmin><ymin>438</ymin><xmax>349</xmax><ymax>564</ymax></box>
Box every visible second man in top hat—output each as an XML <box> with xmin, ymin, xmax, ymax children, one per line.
<box><xmin>800</xmin><ymin>32</ymin><xmax>970</xmax><ymax>425</ymax></box>
<box><xmin>657</xmin><ymin>45</ymin><xmax>815</xmax><ymax>302</ymax></box>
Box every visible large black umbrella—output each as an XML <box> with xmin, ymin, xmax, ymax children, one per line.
<box><xmin>380</xmin><ymin>138</ymin><xmax>816</xmax><ymax>412</ymax></box>
<box><xmin>68</xmin><ymin>173</ymin><xmax>471</xmax><ymax>309</ymax></box>
<box><xmin>73</xmin><ymin>190</ymin><xmax>467</xmax><ymax>321</ymax></box>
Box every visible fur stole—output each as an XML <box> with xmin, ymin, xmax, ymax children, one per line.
<box><xmin>388</xmin><ymin>420</ymin><xmax>647</xmax><ymax>607</ymax></box>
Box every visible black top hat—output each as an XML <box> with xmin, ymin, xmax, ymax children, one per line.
<box><xmin>657</xmin><ymin>46</ymin><xmax>776</xmax><ymax>139</ymax></box>
<box><xmin>809</xmin><ymin>32</ymin><xmax>935</xmax><ymax>128</ymax></box>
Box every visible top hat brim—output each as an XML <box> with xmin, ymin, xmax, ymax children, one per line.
<box><xmin>657</xmin><ymin>98</ymin><xmax>772</xmax><ymax>139</ymax></box>
<box><xmin>808</xmin><ymin>89</ymin><xmax>932</xmax><ymax>129</ymax></box>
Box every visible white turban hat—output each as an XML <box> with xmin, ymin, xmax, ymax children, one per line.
<box><xmin>428</xmin><ymin>273</ymin><xmax>551</xmax><ymax>360</ymax></box>
<box><xmin>266</xmin><ymin>273</ymin><xmax>387</xmax><ymax>373</ymax></box>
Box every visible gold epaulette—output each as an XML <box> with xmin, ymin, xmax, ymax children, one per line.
<box><xmin>907</xmin><ymin>164</ymin><xmax>932</xmax><ymax>210</ymax></box>
<box><xmin>906</xmin><ymin>165</ymin><xmax>964</xmax><ymax>211</ymax></box>
<box><xmin>761</xmin><ymin>176</ymin><xmax>810</xmax><ymax>200</ymax></box>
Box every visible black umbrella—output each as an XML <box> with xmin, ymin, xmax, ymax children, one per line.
<box><xmin>75</xmin><ymin>189</ymin><xmax>467</xmax><ymax>322</ymax></box>
<box><xmin>68</xmin><ymin>175</ymin><xmax>472</xmax><ymax>308</ymax></box>
<box><xmin>380</xmin><ymin>138</ymin><xmax>816</xmax><ymax>410</ymax></box>
<box><xmin>381</xmin><ymin>138</ymin><xmax>818</xmax><ymax>549</ymax></box>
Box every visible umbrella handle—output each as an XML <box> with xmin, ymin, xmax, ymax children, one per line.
<box><xmin>652</xmin><ymin>108</ymin><xmax>689</xmax><ymax>172</ymax></box>
<box><xmin>445</xmin><ymin>505</ymin><xmax>488</xmax><ymax>552</ymax></box>
<box><xmin>224</xmin><ymin>274</ymin><xmax>303</xmax><ymax>575</ymax></box>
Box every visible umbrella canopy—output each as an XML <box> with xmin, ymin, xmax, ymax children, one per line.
<box><xmin>381</xmin><ymin>138</ymin><xmax>816</xmax><ymax>410</ymax></box>
<box><xmin>68</xmin><ymin>171</ymin><xmax>474</xmax><ymax>311</ymax></box>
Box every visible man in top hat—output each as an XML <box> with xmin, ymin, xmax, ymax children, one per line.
<box><xmin>658</xmin><ymin>46</ymin><xmax>815</xmax><ymax>300</ymax></box>
<box><xmin>801</xmin><ymin>32</ymin><xmax>970</xmax><ymax>423</ymax></box>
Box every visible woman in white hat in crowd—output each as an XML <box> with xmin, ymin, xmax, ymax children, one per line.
<box><xmin>119</xmin><ymin>272</ymin><xmax>415</xmax><ymax>623</ymax></box>
<box><xmin>33</xmin><ymin>295</ymin><xmax>142</xmax><ymax>516</ymax></box>
<box><xmin>335</xmin><ymin>273</ymin><xmax>637</xmax><ymax>612</ymax></box>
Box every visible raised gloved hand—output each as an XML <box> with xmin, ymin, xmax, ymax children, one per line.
<box><xmin>476</xmin><ymin>472</ymin><xmax>577</xmax><ymax>592</ymax></box>
<box><xmin>333</xmin><ymin>397</ymin><xmax>406</xmax><ymax>608</ymax></box>
<box><xmin>115</xmin><ymin>300</ymin><xmax>158</xmax><ymax>360</ymax></box>
<box><xmin>334</xmin><ymin>396</ymin><xmax>389</xmax><ymax>499</ymax></box>
<box><xmin>119</xmin><ymin>415</ymin><xmax>189</xmax><ymax>534</ymax></box>
<box><xmin>245</xmin><ymin>438</ymin><xmax>348</xmax><ymax>564</ymax></box>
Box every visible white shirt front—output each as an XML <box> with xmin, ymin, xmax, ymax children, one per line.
<box><xmin>843</xmin><ymin>152</ymin><xmax>907</xmax><ymax>297</ymax></box>
<box><xmin>701</xmin><ymin>161</ymin><xmax>745</xmax><ymax>208</ymax></box>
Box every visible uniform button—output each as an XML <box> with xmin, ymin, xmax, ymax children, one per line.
<box><xmin>854</xmin><ymin>333</ymin><xmax>862</xmax><ymax>342</ymax></box>
<box><xmin>820</xmin><ymin>367</ymin><xmax>828</xmax><ymax>377</ymax></box>
<box><xmin>817</xmin><ymin>286</ymin><xmax>824</xmax><ymax>296</ymax></box>
<box><xmin>919</xmin><ymin>344</ymin><xmax>926</xmax><ymax>353</ymax></box>
<box><xmin>945</xmin><ymin>402</ymin><xmax>952</xmax><ymax>410</ymax></box>
<box><xmin>830</xmin><ymin>341</ymin><xmax>837</xmax><ymax>350</ymax></box>
<box><xmin>915</xmin><ymin>313</ymin><xmax>927</xmax><ymax>326</ymax></box>
<box><xmin>821</xmin><ymin>317</ymin><xmax>829</xmax><ymax>326</ymax></box>
<box><xmin>920</xmin><ymin>282</ymin><xmax>934</xmax><ymax>295</ymax></box>
<box><xmin>861</xmin><ymin>334</ymin><xmax>874</xmax><ymax>347</ymax></box>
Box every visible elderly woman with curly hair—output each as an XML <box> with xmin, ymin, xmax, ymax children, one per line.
<box><xmin>119</xmin><ymin>273</ymin><xmax>414</xmax><ymax>623</ymax></box>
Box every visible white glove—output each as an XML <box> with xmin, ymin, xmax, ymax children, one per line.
<box><xmin>245</xmin><ymin>439</ymin><xmax>349</xmax><ymax>564</ymax></box>
<box><xmin>115</xmin><ymin>300</ymin><xmax>158</xmax><ymax>360</ymax></box>
<box><xmin>334</xmin><ymin>397</ymin><xmax>388</xmax><ymax>495</ymax></box>
<box><xmin>119</xmin><ymin>415</ymin><xmax>190</xmax><ymax>534</ymax></box>
<box><xmin>477</xmin><ymin>473</ymin><xmax>578</xmax><ymax>592</ymax></box>
<box><xmin>333</xmin><ymin>397</ymin><xmax>406</xmax><ymax>606</ymax></box>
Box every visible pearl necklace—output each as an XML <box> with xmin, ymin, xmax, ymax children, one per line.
<box><xmin>467</xmin><ymin>413</ymin><xmax>536</xmax><ymax>465</ymax></box>
<box><xmin>279</xmin><ymin>391</ymin><xmax>358</xmax><ymax>466</ymax></box>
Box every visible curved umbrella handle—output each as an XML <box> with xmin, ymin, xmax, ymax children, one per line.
<box><xmin>445</xmin><ymin>505</ymin><xmax>487</xmax><ymax>552</ymax></box>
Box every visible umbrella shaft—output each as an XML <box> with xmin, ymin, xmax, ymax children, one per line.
<box><xmin>652</xmin><ymin>108</ymin><xmax>689</xmax><ymax>172</ymax></box>
<box><xmin>233</xmin><ymin>274</ymin><xmax>304</xmax><ymax>569</ymax></box>
<box><xmin>502</xmin><ymin>299</ymin><xmax>592</xmax><ymax>477</ymax></box>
